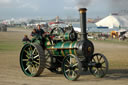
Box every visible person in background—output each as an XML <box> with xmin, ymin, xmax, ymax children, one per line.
<box><xmin>22</xmin><ymin>35</ymin><xmax>30</xmax><ymax>42</ymax></box>
<box><xmin>41</xmin><ymin>24</ymin><xmax>48</xmax><ymax>32</ymax></box>
<box><xmin>31</xmin><ymin>28</ymin><xmax>37</xmax><ymax>37</ymax></box>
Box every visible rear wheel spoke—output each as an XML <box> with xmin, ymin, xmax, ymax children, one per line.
<box><xmin>33</xmin><ymin>61</ymin><xmax>39</xmax><ymax>65</ymax></box>
<box><xmin>34</xmin><ymin>55</ymin><xmax>39</xmax><ymax>59</ymax></box>
<box><xmin>31</xmin><ymin>66</ymin><xmax>34</xmax><ymax>73</ymax></box>
<box><xmin>33</xmin><ymin>65</ymin><xmax>38</xmax><ymax>72</ymax></box>
<box><xmin>29</xmin><ymin>66</ymin><xmax>33</xmax><ymax>73</ymax></box>
<box><xmin>36</xmin><ymin>59</ymin><xmax>39</xmax><ymax>60</ymax></box>
<box><xmin>24</xmin><ymin>50</ymin><xmax>30</xmax><ymax>55</ymax></box>
<box><xmin>30</xmin><ymin>45</ymin><xmax>32</xmax><ymax>50</ymax></box>
<box><xmin>26</xmin><ymin>55</ymin><xmax>29</xmax><ymax>58</ymax></box>
<box><xmin>25</xmin><ymin>65</ymin><xmax>31</xmax><ymax>71</ymax></box>
<box><xmin>32</xmin><ymin>48</ymin><xmax>36</xmax><ymax>54</ymax></box>
<box><xmin>22</xmin><ymin>59</ymin><xmax>28</xmax><ymax>61</ymax></box>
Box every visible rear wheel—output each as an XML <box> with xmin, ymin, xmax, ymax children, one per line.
<box><xmin>20</xmin><ymin>43</ymin><xmax>46</xmax><ymax>77</ymax></box>
<box><xmin>62</xmin><ymin>54</ymin><xmax>82</xmax><ymax>81</ymax></box>
<box><xmin>89</xmin><ymin>53</ymin><xmax>109</xmax><ymax>78</ymax></box>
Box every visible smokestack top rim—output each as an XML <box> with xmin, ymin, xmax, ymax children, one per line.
<box><xmin>79</xmin><ymin>8</ymin><xmax>87</xmax><ymax>11</ymax></box>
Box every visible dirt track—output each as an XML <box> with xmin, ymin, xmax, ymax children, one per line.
<box><xmin>0</xmin><ymin>28</ymin><xmax>128</xmax><ymax>85</ymax></box>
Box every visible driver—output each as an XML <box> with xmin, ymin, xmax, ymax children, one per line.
<box><xmin>36</xmin><ymin>24</ymin><xmax>45</xmax><ymax>37</ymax></box>
<box><xmin>36</xmin><ymin>24</ymin><xmax>46</xmax><ymax>48</ymax></box>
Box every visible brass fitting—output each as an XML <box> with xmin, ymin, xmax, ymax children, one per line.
<box><xmin>79</xmin><ymin>8</ymin><xmax>87</xmax><ymax>14</ymax></box>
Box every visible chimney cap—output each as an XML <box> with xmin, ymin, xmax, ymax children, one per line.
<box><xmin>79</xmin><ymin>8</ymin><xmax>87</xmax><ymax>11</ymax></box>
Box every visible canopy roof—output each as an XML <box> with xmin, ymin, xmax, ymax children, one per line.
<box><xmin>96</xmin><ymin>15</ymin><xmax>128</xmax><ymax>29</ymax></box>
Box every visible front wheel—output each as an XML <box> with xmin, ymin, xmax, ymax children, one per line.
<box><xmin>62</xmin><ymin>54</ymin><xmax>82</xmax><ymax>81</ymax></box>
<box><xmin>20</xmin><ymin>43</ymin><xmax>46</xmax><ymax>77</ymax></box>
<box><xmin>89</xmin><ymin>53</ymin><xmax>109</xmax><ymax>78</ymax></box>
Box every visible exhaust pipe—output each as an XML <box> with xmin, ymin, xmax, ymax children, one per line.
<box><xmin>79</xmin><ymin>8</ymin><xmax>87</xmax><ymax>41</ymax></box>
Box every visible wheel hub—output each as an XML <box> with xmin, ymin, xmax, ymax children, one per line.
<box><xmin>69</xmin><ymin>64</ymin><xmax>76</xmax><ymax>70</ymax></box>
<box><xmin>28</xmin><ymin>55</ymin><xmax>34</xmax><ymax>62</ymax></box>
<box><xmin>96</xmin><ymin>63</ymin><xmax>102</xmax><ymax>68</ymax></box>
<box><xmin>28</xmin><ymin>58</ymin><xmax>33</xmax><ymax>62</ymax></box>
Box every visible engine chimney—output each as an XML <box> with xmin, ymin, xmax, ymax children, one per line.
<box><xmin>79</xmin><ymin>8</ymin><xmax>87</xmax><ymax>41</ymax></box>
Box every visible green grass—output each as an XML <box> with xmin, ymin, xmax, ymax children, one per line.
<box><xmin>0</xmin><ymin>40</ymin><xmax>22</xmax><ymax>52</ymax></box>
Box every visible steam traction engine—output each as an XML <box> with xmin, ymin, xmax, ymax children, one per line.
<box><xmin>20</xmin><ymin>8</ymin><xmax>109</xmax><ymax>81</ymax></box>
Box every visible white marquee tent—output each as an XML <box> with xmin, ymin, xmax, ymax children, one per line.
<box><xmin>95</xmin><ymin>15</ymin><xmax>128</xmax><ymax>29</ymax></box>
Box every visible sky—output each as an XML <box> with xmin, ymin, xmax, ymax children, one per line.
<box><xmin>0</xmin><ymin>0</ymin><xmax>128</xmax><ymax>19</ymax></box>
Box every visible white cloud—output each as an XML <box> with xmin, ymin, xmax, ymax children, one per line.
<box><xmin>64</xmin><ymin>0</ymin><xmax>76</xmax><ymax>3</ymax></box>
<box><xmin>0</xmin><ymin>0</ymin><xmax>12</xmax><ymax>7</ymax></box>
<box><xmin>19</xmin><ymin>3</ymin><xmax>39</xmax><ymax>11</ymax></box>
<box><xmin>0</xmin><ymin>0</ymin><xmax>39</xmax><ymax>10</ymax></box>
<box><xmin>0</xmin><ymin>0</ymin><xmax>11</xmax><ymax>4</ymax></box>
<box><xmin>64</xmin><ymin>0</ymin><xmax>76</xmax><ymax>6</ymax></box>
<box><xmin>64</xmin><ymin>0</ymin><xmax>77</xmax><ymax>10</ymax></box>
<box><xmin>64</xmin><ymin>6</ymin><xmax>77</xmax><ymax>10</ymax></box>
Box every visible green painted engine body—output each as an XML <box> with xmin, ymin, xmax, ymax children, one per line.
<box><xmin>64</xmin><ymin>33</ymin><xmax>70</xmax><ymax>40</ymax></box>
<box><xmin>46</xmin><ymin>41</ymin><xmax>78</xmax><ymax>56</ymax></box>
<box><xmin>29</xmin><ymin>34</ymin><xmax>94</xmax><ymax>57</ymax></box>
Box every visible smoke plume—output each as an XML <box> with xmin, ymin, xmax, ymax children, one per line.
<box><xmin>75</xmin><ymin>0</ymin><xmax>128</xmax><ymax>14</ymax></box>
<box><xmin>76</xmin><ymin>0</ymin><xmax>93</xmax><ymax>8</ymax></box>
<box><xmin>109</xmin><ymin>0</ymin><xmax>128</xmax><ymax>13</ymax></box>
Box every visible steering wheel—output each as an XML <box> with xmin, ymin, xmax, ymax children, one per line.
<box><xmin>50</xmin><ymin>27</ymin><xmax>65</xmax><ymax>36</ymax></box>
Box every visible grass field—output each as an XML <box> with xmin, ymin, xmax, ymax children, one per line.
<box><xmin>0</xmin><ymin>27</ymin><xmax>128</xmax><ymax>85</ymax></box>
<box><xmin>92</xmin><ymin>39</ymin><xmax>128</xmax><ymax>45</ymax></box>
